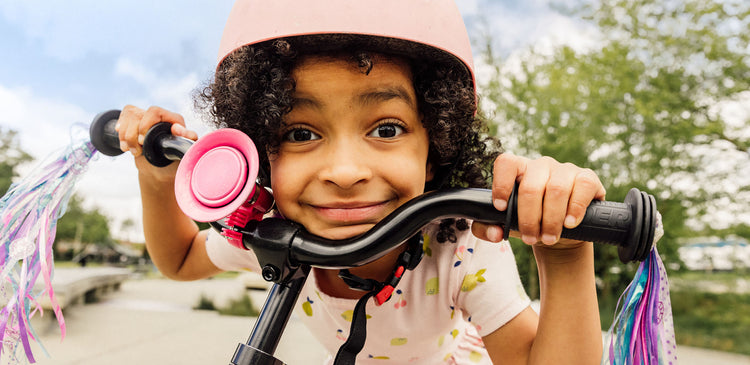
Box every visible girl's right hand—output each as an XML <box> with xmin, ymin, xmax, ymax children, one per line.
<box><xmin>116</xmin><ymin>105</ymin><xmax>199</xmax><ymax>183</ymax></box>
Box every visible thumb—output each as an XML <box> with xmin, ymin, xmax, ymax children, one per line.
<box><xmin>471</xmin><ymin>221</ymin><xmax>504</xmax><ymax>243</ymax></box>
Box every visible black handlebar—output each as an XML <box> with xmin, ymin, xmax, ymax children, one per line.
<box><xmin>90</xmin><ymin>109</ymin><xmax>656</xmax><ymax>275</ymax></box>
<box><xmin>213</xmin><ymin>185</ymin><xmax>654</xmax><ymax>285</ymax></box>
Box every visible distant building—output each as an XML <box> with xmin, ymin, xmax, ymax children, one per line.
<box><xmin>678</xmin><ymin>239</ymin><xmax>750</xmax><ymax>271</ymax></box>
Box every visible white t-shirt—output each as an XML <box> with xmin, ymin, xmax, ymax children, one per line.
<box><xmin>206</xmin><ymin>221</ymin><xmax>530</xmax><ymax>364</ymax></box>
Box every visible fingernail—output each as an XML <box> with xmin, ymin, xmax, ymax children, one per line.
<box><xmin>522</xmin><ymin>235</ymin><xmax>537</xmax><ymax>245</ymax></box>
<box><xmin>487</xmin><ymin>226</ymin><xmax>502</xmax><ymax>242</ymax></box>
<box><xmin>494</xmin><ymin>199</ymin><xmax>507</xmax><ymax>211</ymax></box>
<box><xmin>120</xmin><ymin>141</ymin><xmax>128</xmax><ymax>152</ymax></box>
<box><xmin>173</xmin><ymin>124</ymin><xmax>185</xmax><ymax>134</ymax></box>
<box><xmin>564</xmin><ymin>215</ymin><xmax>577</xmax><ymax>228</ymax></box>
<box><xmin>542</xmin><ymin>234</ymin><xmax>558</xmax><ymax>245</ymax></box>
<box><xmin>114</xmin><ymin>122</ymin><xmax>120</xmax><ymax>131</ymax></box>
<box><xmin>138</xmin><ymin>135</ymin><xmax>145</xmax><ymax>145</ymax></box>
<box><xmin>129</xmin><ymin>147</ymin><xmax>138</xmax><ymax>156</ymax></box>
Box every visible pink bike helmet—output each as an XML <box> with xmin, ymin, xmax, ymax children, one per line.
<box><xmin>217</xmin><ymin>0</ymin><xmax>476</xmax><ymax>93</ymax></box>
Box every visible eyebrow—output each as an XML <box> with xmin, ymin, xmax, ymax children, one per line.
<box><xmin>357</xmin><ymin>86</ymin><xmax>416</xmax><ymax>109</ymax></box>
<box><xmin>291</xmin><ymin>85</ymin><xmax>417</xmax><ymax>110</ymax></box>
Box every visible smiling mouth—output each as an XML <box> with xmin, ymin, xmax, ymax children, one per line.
<box><xmin>311</xmin><ymin>201</ymin><xmax>391</xmax><ymax>224</ymax></box>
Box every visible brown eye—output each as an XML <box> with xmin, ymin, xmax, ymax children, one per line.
<box><xmin>284</xmin><ymin>128</ymin><xmax>320</xmax><ymax>142</ymax></box>
<box><xmin>368</xmin><ymin>123</ymin><xmax>405</xmax><ymax>138</ymax></box>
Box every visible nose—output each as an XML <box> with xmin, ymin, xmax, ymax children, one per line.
<box><xmin>317</xmin><ymin>141</ymin><xmax>372</xmax><ymax>189</ymax></box>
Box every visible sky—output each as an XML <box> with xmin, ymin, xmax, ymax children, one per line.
<box><xmin>0</xmin><ymin>0</ymin><xmax>599</xmax><ymax>240</ymax></box>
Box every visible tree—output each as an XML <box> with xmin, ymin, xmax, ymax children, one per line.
<box><xmin>55</xmin><ymin>194</ymin><xmax>111</xmax><ymax>245</ymax></box>
<box><xmin>120</xmin><ymin>217</ymin><xmax>137</xmax><ymax>243</ymax></box>
<box><xmin>0</xmin><ymin>128</ymin><xmax>33</xmax><ymax>196</ymax></box>
<box><xmin>480</xmin><ymin>0</ymin><xmax>750</xmax><ymax>301</ymax></box>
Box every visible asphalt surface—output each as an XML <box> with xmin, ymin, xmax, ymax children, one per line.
<box><xmin>9</xmin><ymin>274</ymin><xmax>750</xmax><ymax>364</ymax></box>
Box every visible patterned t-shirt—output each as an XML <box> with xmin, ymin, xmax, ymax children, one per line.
<box><xmin>206</xmin><ymin>221</ymin><xmax>531</xmax><ymax>364</ymax></box>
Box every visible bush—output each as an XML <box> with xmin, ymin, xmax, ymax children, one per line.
<box><xmin>218</xmin><ymin>294</ymin><xmax>260</xmax><ymax>317</ymax></box>
<box><xmin>671</xmin><ymin>291</ymin><xmax>750</xmax><ymax>355</ymax></box>
<box><xmin>193</xmin><ymin>293</ymin><xmax>259</xmax><ymax>317</ymax></box>
<box><xmin>194</xmin><ymin>293</ymin><xmax>217</xmax><ymax>311</ymax></box>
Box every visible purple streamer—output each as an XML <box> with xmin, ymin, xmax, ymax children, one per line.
<box><xmin>602</xmin><ymin>213</ymin><xmax>677</xmax><ymax>365</ymax></box>
<box><xmin>0</xmin><ymin>138</ymin><xmax>96</xmax><ymax>363</ymax></box>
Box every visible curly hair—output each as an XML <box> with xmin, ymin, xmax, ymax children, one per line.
<box><xmin>196</xmin><ymin>38</ymin><xmax>501</xmax><ymax>191</ymax></box>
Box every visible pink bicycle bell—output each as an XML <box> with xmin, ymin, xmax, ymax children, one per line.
<box><xmin>175</xmin><ymin>128</ymin><xmax>273</xmax><ymax>249</ymax></box>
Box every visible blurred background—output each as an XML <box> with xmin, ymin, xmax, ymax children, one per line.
<box><xmin>1</xmin><ymin>0</ymin><xmax>748</xmax><ymax>363</ymax></box>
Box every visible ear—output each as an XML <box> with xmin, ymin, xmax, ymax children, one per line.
<box><xmin>425</xmin><ymin>161</ymin><xmax>435</xmax><ymax>182</ymax></box>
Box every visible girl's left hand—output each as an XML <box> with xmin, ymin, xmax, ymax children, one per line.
<box><xmin>471</xmin><ymin>153</ymin><xmax>606</xmax><ymax>247</ymax></box>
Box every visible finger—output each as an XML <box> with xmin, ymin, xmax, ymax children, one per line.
<box><xmin>118</xmin><ymin>105</ymin><xmax>144</xmax><ymax>154</ymax></box>
<box><xmin>470</xmin><ymin>221</ymin><xmax>504</xmax><ymax>243</ymax></box>
<box><xmin>492</xmin><ymin>153</ymin><xmax>528</xmax><ymax>211</ymax></box>
<box><xmin>128</xmin><ymin>106</ymin><xmax>186</xmax><ymax>157</ymax></box>
<box><xmin>516</xmin><ymin>157</ymin><xmax>552</xmax><ymax>245</ymax></box>
<box><xmin>140</xmin><ymin>106</ymin><xmax>186</xmax><ymax>138</ymax></box>
<box><xmin>172</xmin><ymin>123</ymin><xmax>199</xmax><ymax>141</ymax></box>
<box><xmin>565</xmin><ymin>169</ymin><xmax>606</xmax><ymax>229</ymax></box>
<box><xmin>540</xmin><ymin>163</ymin><xmax>577</xmax><ymax>245</ymax></box>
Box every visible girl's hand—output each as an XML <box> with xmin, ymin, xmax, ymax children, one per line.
<box><xmin>116</xmin><ymin>105</ymin><xmax>198</xmax><ymax>183</ymax></box>
<box><xmin>472</xmin><ymin>153</ymin><xmax>606</xmax><ymax>248</ymax></box>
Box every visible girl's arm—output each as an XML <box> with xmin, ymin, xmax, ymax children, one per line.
<box><xmin>474</xmin><ymin>153</ymin><xmax>603</xmax><ymax>364</ymax></box>
<box><xmin>118</xmin><ymin>105</ymin><xmax>223</xmax><ymax>281</ymax></box>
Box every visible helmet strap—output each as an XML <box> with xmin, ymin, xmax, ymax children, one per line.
<box><xmin>332</xmin><ymin>234</ymin><xmax>423</xmax><ymax>364</ymax></box>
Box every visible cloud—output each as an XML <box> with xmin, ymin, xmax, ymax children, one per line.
<box><xmin>465</xmin><ymin>0</ymin><xmax>599</xmax><ymax>56</ymax></box>
<box><xmin>0</xmin><ymin>85</ymin><xmax>91</xmax><ymax>158</ymax></box>
<box><xmin>113</xmin><ymin>57</ymin><xmax>212</xmax><ymax>133</ymax></box>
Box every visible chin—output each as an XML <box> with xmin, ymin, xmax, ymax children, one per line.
<box><xmin>315</xmin><ymin>224</ymin><xmax>374</xmax><ymax>240</ymax></box>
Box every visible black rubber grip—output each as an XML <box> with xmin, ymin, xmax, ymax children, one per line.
<box><xmin>561</xmin><ymin>200</ymin><xmax>632</xmax><ymax>245</ymax></box>
<box><xmin>89</xmin><ymin>109</ymin><xmax>123</xmax><ymax>157</ymax></box>
<box><xmin>502</xmin><ymin>185</ymin><xmax>655</xmax><ymax>262</ymax></box>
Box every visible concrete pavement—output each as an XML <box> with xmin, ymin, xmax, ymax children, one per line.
<box><xmin>12</xmin><ymin>274</ymin><xmax>750</xmax><ymax>364</ymax></box>
<box><xmin>26</xmin><ymin>276</ymin><xmax>328</xmax><ymax>364</ymax></box>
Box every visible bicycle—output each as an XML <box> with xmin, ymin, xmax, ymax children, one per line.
<box><xmin>90</xmin><ymin>109</ymin><xmax>657</xmax><ymax>365</ymax></box>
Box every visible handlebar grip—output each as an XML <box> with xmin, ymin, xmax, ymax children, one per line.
<box><xmin>561</xmin><ymin>200</ymin><xmax>633</xmax><ymax>245</ymax></box>
<box><xmin>504</xmin><ymin>185</ymin><xmax>656</xmax><ymax>262</ymax></box>
<box><xmin>89</xmin><ymin>109</ymin><xmax>193</xmax><ymax>167</ymax></box>
<box><xmin>89</xmin><ymin>110</ymin><xmax>124</xmax><ymax>157</ymax></box>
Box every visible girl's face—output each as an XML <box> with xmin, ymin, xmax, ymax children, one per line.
<box><xmin>269</xmin><ymin>54</ymin><xmax>433</xmax><ymax>240</ymax></box>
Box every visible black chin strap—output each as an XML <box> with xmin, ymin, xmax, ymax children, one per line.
<box><xmin>332</xmin><ymin>235</ymin><xmax>424</xmax><ymax>365</ymax></box>
<box><xmin>333</xmin><ymin>290</ymin><xmax>376</xmax><ymax>365</ymax></box>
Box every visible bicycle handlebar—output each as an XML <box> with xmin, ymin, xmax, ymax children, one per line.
<box><xmin>90</xmin><ymin>110</ymin><xmax>657</xmax><ymax>283</ymax></box>
<box><xmin>89</xmin><ymin>109</ymin><xmax>193</xmax><ymax>165</ymax></box>
<box><xmin>217</xmin><ymin>184</ymin><xmax>654</xmax><ymax>284</ymax></box>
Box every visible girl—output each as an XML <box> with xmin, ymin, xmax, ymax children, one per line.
<box><xmin>116</xmin><ymin>0</ymin><xmax>604</xmax><ymax>363</ymax></box>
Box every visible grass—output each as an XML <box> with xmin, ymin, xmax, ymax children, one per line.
<box><xmin>670</xmin><ymin>291</ymin><xmax>750</xmax><ymax>355</ymax></box>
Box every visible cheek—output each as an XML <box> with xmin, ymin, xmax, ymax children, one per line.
<box><xmin>383</xmin><ymin>150</ymin><xmax>430</xmax><ymax>194</ymax></box>
<box><xmin>268</xmin><ymin>157</ymin><xmax>300</xmax><ymax>212</ymax></box>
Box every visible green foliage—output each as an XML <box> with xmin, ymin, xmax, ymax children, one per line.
<box><xmin>0</xmin><ymin>128</ymin><xmax>33</xmax><ymax>195</ymax></box>
<box><xmin>480</xmin><ymin>0</ymin><xmax>750</xmax><ymax>300</ymax></box>
<box><xmin>508</xmin><ymin>237</ymin><xmax>539</xmax><ymax>299</ymax></box>
<box><xmin>195</xmin><ymin>292</ymin><xmax>259</xmax><ymax>317</ymax></box>
<box><xmin>194</xmin><ymin>293</ymin><xmax>218</xmax><ymax>311</ymax></box>
<box><xmin>671</xmin><ymin>291</ymin><xmax>750</xmax><ymax>355</ymax></box>
<box><xmin>218</xmin><ymin>293</ymin><xmax>259</xmax><ymax>317</ymax></box>
<box><xmin>56</xmin><ymin>194</ymin><xmax>112</xmax><ymax>244</ymax></box>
